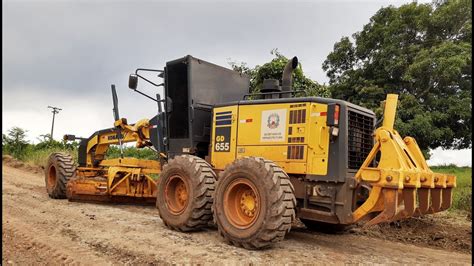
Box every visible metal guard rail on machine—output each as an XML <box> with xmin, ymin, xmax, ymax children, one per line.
<box><xmin>351</xmin><ymin>94</ymin><xmax>456</xmax><ymax>226</ymax></box>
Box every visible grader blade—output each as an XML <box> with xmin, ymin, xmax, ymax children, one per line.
<box><xmin>66</xmin><ymin>158</ymin><xmax>159</xmax><ymax>205</ymax></box>
<box><xmin>352</xmin><ymin>94</ymin><xmax>456</xmax><ymax>226</ymax></box>
<box><xmin>67</xmin><ymin>177</ymin><xmax>157</xmax><ymax>205</ymax></box>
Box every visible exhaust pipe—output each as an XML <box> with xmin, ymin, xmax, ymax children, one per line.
<box><xmin>281</xmin><ymin>56</ymin><xmax>298</xmax><ymax>96</ymax></box>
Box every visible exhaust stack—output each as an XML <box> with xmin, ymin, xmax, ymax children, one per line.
<box><xmin>281</xmin><ymin>56</ymin><xmax>298</xmax><ymax>97</ymax></box>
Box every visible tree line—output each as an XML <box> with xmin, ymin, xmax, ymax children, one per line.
<box><xmin>229</xmin><ymin>0</ymin><xmax>471</xmax><ymax>158</ymax></box>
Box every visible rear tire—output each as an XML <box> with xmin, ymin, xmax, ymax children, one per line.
<box><xmin>156</xmin><ymin>155</ymin><xmax>216</xmax><ymax>232</ymax></box>
<box><xmin>45</xmin><ymin>152</ymin><xmax>76</xmax><ymax>199</ymax></box>
<box><xmin>214</xmin><ymin>157</ymin><xmax>296</xmax><ymax>249</ymax></box>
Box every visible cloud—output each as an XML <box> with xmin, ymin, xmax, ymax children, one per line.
<box><xmin>427</xmin><ymin>148</ymin><xmax>472</xmax><ymax>167</ymax></box>
<box><xmin>4</xmin><ymin>0</ymin><xmax>392</xmax><ymax>132</ymax></box>
<box><xmin>3</xmin><ymin>0</ymin><xmax>398</xmax><ymax>96</ymax></box>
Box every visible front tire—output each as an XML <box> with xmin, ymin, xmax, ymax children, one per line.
<box><xmin>156</xmin><ymin>155</ymin><xmax>216</xmax><ymax>231</ymax></box>
<box><xmin>45</xmin><ymin>152</ymin><xmax>76</xmax><ymax>199</ymax></box>
<box><xmin>214</xmin><ymin>157</ymin><xmax>296</xmax><ymax>249</ymax></box>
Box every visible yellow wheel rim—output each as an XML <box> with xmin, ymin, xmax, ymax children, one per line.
<box><xmin>165</xmin><ymin>175</ymin><xmax>189</xmax><ymax>215</ymax></box>
<box><xmin>224</xmin><ymin>178</ymin><xmax>260</xmax><ymax>229</ymax></box>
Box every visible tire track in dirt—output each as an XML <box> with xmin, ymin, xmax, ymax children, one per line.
<box><xmin>2</xmin><ymin>166</ymin><xmax>241</xmax><ymax>263</ymax></box>
<box><xmin>2</xmin><ymin>164</ymin><xmax>472</xmax><ymax>264</ymax></box>
<box><xmin>3</xmin><ymin>219</ymin><xmax>110</xmax><ymax>265</ymax></box>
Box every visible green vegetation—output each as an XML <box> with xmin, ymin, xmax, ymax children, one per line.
<box><xmin>2</xmin><ymin>127</ymin><xmax>78</xmax><ymax>166</ymax></box>
<box><xmin>106</xmin><ymin>146</ymin><xmax>158</xmax><ymax>160</ymax></box>
<box><xmin>21</xmin><ymin>146</ymin><xmax>77</xmax><ymax>167</ymax></box>
<box><xmin>2</xmin><ymin>127</ymin><xmax>157</xmax><ymax>167</ymax></box>
<box><xmin>432</xmin><ymin>165</ymin><xmax>472</xmax><ymax>213</ymax></box>
<box><xmin>228</xmin><ymin>49</ymin><xmax>330</xmax><ymax>97</ymax></box>
<box><xmin>2</xmin><ymin>127</ymin><xmax>30</xmax><ymax>159</ymax></box>
<box><xmin>323</xmin><ymin>0</ymin><xmax>471</xmax><ymax>158</ymax></box>
<box><xmin>231</xmin><ymin>1</ymin><xmax>472</xmax><ymax>159</ymax></box>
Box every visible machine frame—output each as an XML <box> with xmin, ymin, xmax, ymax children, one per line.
<box><xmin>45</xmin><ymin>55</ymin><xmax>456</xmax><ymax>250</ymax></box>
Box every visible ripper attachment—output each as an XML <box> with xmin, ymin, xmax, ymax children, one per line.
<box><xmin>352</xmin><ymin>94</ymin><xmax>456</xmax><ymax>226</ymax></box>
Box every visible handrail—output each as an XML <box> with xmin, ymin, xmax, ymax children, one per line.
<box><xmin>242</xmin><ymin>89</ymin><xmax>307</xmax><ymax>100</ymax></box>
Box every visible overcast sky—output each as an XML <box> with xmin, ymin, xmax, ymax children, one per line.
<box><xmin>3</xmin><ymin>0</ymin><xmax>471</xmax><ymax>166</ymax></box>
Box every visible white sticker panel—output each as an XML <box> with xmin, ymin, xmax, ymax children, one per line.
<box><xmin>260</xmin><ymin>109</ymin><xmax>287</xmax><ymax>142</ymax></box>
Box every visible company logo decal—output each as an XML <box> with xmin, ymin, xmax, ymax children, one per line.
<box><xmin>261</xmin><ymin>109</ymin><xmax>286</xmax><ymax>142</ymax></box>
<box><xmin>267</xmin><ymin>113</ymin><xmax>280</xmax><ymax>129</ymax></box>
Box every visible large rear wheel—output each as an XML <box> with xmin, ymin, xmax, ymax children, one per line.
<box><xmin>156</xmin><ymin>155</ymin><xmax>216</xmax><ymax>231</ymax></box>
<box><xmin>214</xmin><ymin>157</ymin><xmax>296</xmax><ymax>249</ymax></box>
<box><xmin>45</xmin><ymin>152</ymin><xmax>76</xmax><ymax>199</ymax></box>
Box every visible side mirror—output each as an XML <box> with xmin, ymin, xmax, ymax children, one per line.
<box><xmin>128</xmin><ymin>74</ymin><xmax>138</xmax><ymax>90</ymax></box>
<box><xmin>63</xmin><ymin>134</ymin><xmax>76</xmax><ymax>141</ymax></box>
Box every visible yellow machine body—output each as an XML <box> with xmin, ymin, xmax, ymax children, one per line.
<box><xmin>211</xmin><ymin>94</ymin><xmax>456</xmax><ymax>225</ymax></box>
<box><xmin>66</xmin><ymin>118</ymin><xmax>161</xmax><ymax>204</ymax></box>
<box><xmin>58</xmin><ymin>89</ymin><xmax>456</xmax><ymax>225</ymax></box>
<box><xmin>211</xmin><ymin>102</ymin><xmax>330</xmax><ymax>175</ymax></box>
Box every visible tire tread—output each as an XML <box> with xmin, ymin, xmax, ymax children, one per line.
<box><xmin>158</xmin><ymin>155</ymin><xmax>216</xmax><ymax>232</ymax></box>
<box><xmin>215</xmin><ymin>156</ymin><xmax>296</xmax><ymax>249</ymax></box>
<box><xmin>45</xmin><ymin>152</ymin><xmax>76</xmax><ymax>199</ymax></box>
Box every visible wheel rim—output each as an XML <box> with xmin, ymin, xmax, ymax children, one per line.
<box><xmin>224</xmin><ymin>178</ymin><xmax>260</xmax><ymax>229</ymax></box>
<box><xmin>47</xmin><ymin>165</ymin><xmax>57</xmax><ymax>190</ymax></box>
<box><xmin>164</xmin><ymin>175</ymin><xmax>189</xmax><ymax>215</ymax></box>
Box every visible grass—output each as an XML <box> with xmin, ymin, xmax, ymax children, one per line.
<box><xmin>106</xmin><ymin>146</ymin><xmax>158</xmax><ymax>160</ymax></box>
<box><xmin>431</xmin><ymin>164</ymin><xmax>472</xmax><ymax>213</ymax></box>
<box><xmin>3</xmin><ymin>145</ymin><xmax>157</xmax><ymax>167</ymax></box>
<box><xmin>5</xmin><ymin>146</ymin><xmax>78</xmax><ymax>168</ymax></box>
<box><xmin>31</xmin><ymin>148</ymin><xmax>77</xmax><ymax>167</ymax></box>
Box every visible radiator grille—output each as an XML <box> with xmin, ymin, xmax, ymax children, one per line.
<box><xmin>348</xmin><ymin>110</ymin><xmax>374</xmax><ymax>169</ymax></box>
<box><xmin>288</xmin><ymin>137</ymin><xmax>304</xmax><ymax>143</ymax></box>
<box><xmin>287</xmin><ymin>145</ymin><xmax>304</xmax><ymax>160</ymax></box>
<box><xmin>289</xmin><ymin>109</ymin><xmax>306</xmax><ymax>124</ymax></box>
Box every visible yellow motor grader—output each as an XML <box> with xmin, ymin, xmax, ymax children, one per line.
<box><xmin>45</xmin><ymin>55</ymin><xmax>456</xmax><ymax>249</ymax></box>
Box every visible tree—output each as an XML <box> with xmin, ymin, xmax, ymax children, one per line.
<box><xmin>322</xmin><ymin>0</ymin><xmax>471</xmax><ymax>158</ymax></box>
<box><xmin>37</xmin><ymin>134</ymin><xmax>52</xmax><ymax>144</ymax></box>
<box><xmin>229</xmin><ymin>49</ymin><xmax>330</xmax><ymax>97</ymax></box>
<box><xmin>2</xmin><ymin>127</ymin><xmax>30</xmax><ymax>158</ymax></box>
<box><xmin>35</xmin><ymin>133</ymin><xmax>79</xmax><ymax>150</ymax></box>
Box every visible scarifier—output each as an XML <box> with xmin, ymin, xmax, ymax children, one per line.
<box><xmin>45</xmin><ymin>55</ymin><xmax>456</xmax><ymax>249</ymax></box>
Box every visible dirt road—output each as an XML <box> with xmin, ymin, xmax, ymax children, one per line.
<box><xmin>2</xmin><ymin>162</ymin><xmax>472</xmax><ymax>264</ymax></box>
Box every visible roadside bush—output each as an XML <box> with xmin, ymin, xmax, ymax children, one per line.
<box><xmin>23</xmin><ymin>146</ymin><xmax>77</xmax><ymax>168</ymax></box>
<box><xmin>2</xmin><ymin>127</ymin><xmax>30</xmax><ymax>159</ymax></box>
<box><xmin>432</xmin><ymin>165</ymin><xmax>472</xmax><ymax>213</ymax></box>
<box><xmin>106</xmin><ymin>146</ymin><xmax>158</xmax><ymax>160</ymax></box>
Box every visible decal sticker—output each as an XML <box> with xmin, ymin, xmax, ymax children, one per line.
<box><xmin>311</xmin><ymin>112</ymin><xmax>327</xmax><ymax>117</ymax></box>
<box><xmin>267</xmin><ymin>113</ymin><xmax>280</xmax><ymax>129</ymax></box>
<box><xmin>261</xmin><ymin>109</ymin><xmax>287</xmax><ymax>142</ymax></box>
<box><xmin>239</xmin><ymin>118</ymin><xmax>253</xmax><ymax>123</ymax></box>
<box><xmin>214</xmin><ymin>126</ymin><xmax>231</xmax><ymax>152</ymax></box>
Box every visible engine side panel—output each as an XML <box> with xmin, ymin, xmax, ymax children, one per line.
<box><xmin>211</xmin><ymin>101</ymin><xmax>330</xmax><ymax>176</ymax></box>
